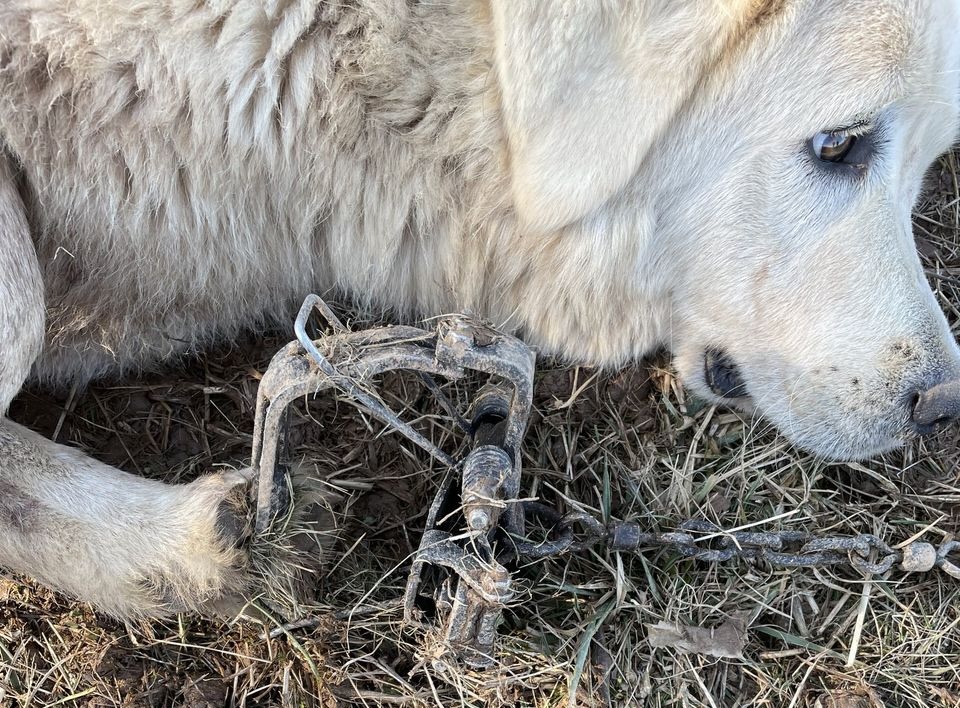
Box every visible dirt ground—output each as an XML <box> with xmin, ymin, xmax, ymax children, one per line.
<box><xmin>2</xmin><ymin>150</ymin><xmax>960</xmax><ymax>707</ymax></box>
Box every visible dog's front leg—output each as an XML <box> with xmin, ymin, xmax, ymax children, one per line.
<box><xmin>0</xmin><ymin>420</ymin><xmax>254</xmax><ymax>617</ymax></box>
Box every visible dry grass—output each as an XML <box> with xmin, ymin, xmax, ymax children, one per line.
<box><xmin>3</xmin><ymin>149</ymin><xmax>960</xmax><ymax>707</ymax></box>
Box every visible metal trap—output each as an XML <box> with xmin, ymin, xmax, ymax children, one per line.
<box><xmin>250</xmin><ymin>294</ymin><xmax>535</xmax><ymax>666</ymax></box>
<box><xmin>251</xmin><ymin>295</ymin><xmax>960</xmax><ymax>668</ymax></box>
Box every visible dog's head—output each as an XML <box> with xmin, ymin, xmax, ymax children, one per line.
<box><xmin>490</xmin><ymin>0</ymin><xmax>960</xmax><ymax>460</ymax></box>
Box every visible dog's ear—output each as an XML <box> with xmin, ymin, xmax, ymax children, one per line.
<box><xmin>491</xmin><ymin>0</ymin><xmax>777</xmax><ymax>231</ymax></box>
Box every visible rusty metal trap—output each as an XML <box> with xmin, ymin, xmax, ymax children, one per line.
<box><xmin>250</xmin><ymin>294</ymin><xmax>536</xmax><ymax>666</ymax></box>
<box><xmin>251</xmin><ymin>295</ymin><xmax>960</xmax><ymax>668</ymax></box>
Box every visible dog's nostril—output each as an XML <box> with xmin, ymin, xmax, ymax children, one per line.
<box><xmin>704</xmin><ymin>349</ymin><xmax>748</xmax><ymax>399</ymax></box>
<box><xmin>911</xmin><ymin>381</ymin><xmax>960</xmax><ymax>430</ymax></box>
<box><xmin>908</xmin><ymin>391</ymin><xmax>921</xmax><ymax>416</ymax></box>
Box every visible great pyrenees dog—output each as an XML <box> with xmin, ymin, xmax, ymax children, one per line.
<box><xmin>1</xmin><ymin>0</ymin><xmax>959</xmax><ymax>618</ymax></box>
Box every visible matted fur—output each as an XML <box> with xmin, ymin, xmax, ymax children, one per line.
<box><xmin>0</xmin><ymin>0</ymin><xmax>959</xmax><ymax>617</ymax></box>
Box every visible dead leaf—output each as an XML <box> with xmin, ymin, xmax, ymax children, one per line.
<box><xmin>646</xmin><ymin>613</ymin><xmax>747</xmax><ymax>659</ymax></box>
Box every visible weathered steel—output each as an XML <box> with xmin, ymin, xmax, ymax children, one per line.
<box><xmin>251</xmin><ymin>295</ymin><xmax>532</xmax><ymax>534</ymax></box>
<box><xmin>520</xmin><ymin>509</ymin><xmax>960</xmax><ymax>580</ymax></box>
<box><xmin>403</xmin><ymin>382</ymin><xmax>534</xmax><ymax>668</ymax></box>
<box><xmin>253</xmin><ymin>294</ymin><xmax>536</xmax><ymax>666</ymax></box>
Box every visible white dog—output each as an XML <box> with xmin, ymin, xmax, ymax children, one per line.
<box><xmin>1</xmin><ymin>0</ymin><xmax>958</xmax><ymax>617</ymax></box>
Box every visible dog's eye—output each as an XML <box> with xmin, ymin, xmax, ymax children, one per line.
<box><xmin>810</xmin><ymin>131</ymin><xmax>857</xmax><ymax>162</ymax></box>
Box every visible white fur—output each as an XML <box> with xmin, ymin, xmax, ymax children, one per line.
<box><xmin>0</xmin><ymin>0</ymin><xmax>958</xmax><ymax>616</ymax></box>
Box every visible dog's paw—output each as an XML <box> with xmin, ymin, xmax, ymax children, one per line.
<box><xmin>134</xmin><ymin>470</ymin><xmax>255</xmax><ymax>618</ymax></box>
<box><xmin>210</xmin><ymin>469</ymin><xmax>255</xmax><ymax>551</ymax></box>
<box><xmin>132</xmin><ymin>467</ymin><xmax>341</xmax><ymax>622</ymax></box>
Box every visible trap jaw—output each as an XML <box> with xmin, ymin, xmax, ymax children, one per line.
<box><xmin>249</xmin><ymin>295</ymin><xmax>536</xmax><ymax>664</ymax></box>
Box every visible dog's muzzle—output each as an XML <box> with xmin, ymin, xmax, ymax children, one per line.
<box><xmin>704</xmin><ymin>349</ymin><xmax>748</xmax><ymax>399</ymax></box>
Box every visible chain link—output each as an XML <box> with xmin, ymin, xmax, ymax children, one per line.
<box><xmin>515</xmin><ymin>502</ymin><xmax>960</xmax><ymax>579</ymax></box>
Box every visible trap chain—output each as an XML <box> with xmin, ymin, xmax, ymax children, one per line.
<box><xmin>251</xmin><ymin>295</ymin><xmax>960</xmax><ymax>666</ymax></box>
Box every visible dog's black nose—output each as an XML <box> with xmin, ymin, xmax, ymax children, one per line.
<box><xmin>704</xmin><ymin>349</ymin><xmax>748</xmax><ymax>399</ymax></box>
<box><xmin>911</xmin><ymin>381</ymin><xmax>960</xmax><ymax>431</ymax></box>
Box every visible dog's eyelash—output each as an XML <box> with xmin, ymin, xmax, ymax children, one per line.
<box><xmin>834</xmin><ymin>119</ymin><xmax>873</xmax><ymax>136</ymax></box>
